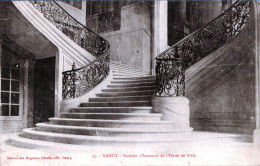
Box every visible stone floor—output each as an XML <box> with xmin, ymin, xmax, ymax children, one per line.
<box><xmin>1</xmin><ymin>132</ymin><xmax>260</xmax><ymax>166</ymax></box>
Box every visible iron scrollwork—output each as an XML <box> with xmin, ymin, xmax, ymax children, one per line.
<box><xmin>155</xmin><ymin>1</ymin><xmax>251</xmax><ymax>97</ymax></box>
<box><xmin>62</xmin><ymin>54</ymin><xmax>109</xmax><ymax>99</ymax></box>
<box><xmin>28</xmin><ymin>0</ymin><xmax>110</xmax><ymax>99</ymax></box>
<box><xmin>155</xmin><ymin>59</ymin><xmax>185</xmax><ymax>97</ymax></box>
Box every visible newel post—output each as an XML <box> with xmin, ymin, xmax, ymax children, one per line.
<box><xmin>151</xmin><ymin>58</ymin><xmax>193</xmax><ymax>131</ymax></box>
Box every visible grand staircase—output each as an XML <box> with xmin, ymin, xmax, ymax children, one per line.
<box><xmin>9</xmin><ymin>61</ymin><xmax>193</xmax><ymax>146</ymax></box>
<box><xmin>6</xmin><ymin>1</ymin><xmax>254</xmax><ymax>147</ymax></box>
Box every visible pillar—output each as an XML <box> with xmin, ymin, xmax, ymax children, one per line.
<box><xmin>254</xmin><ymin>1</ymin><xmax>260</xmax><ymax>145</ymax></box>
<box><xmin>152</xmin><ymin>1</ymin><xmax>168</xmax><ymax>75</ymax></box>
<box><xmin>54</xmin><ymin>48</ymin><xmax>64</xmax><ymax>117</ymax></box>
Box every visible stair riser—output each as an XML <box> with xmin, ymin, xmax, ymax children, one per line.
<box><xmin>80</xmin><ymin>102</ymin><xmax>151</xmax><ymax>107</ymax></box>
<box><xmin>113</xmin><ymin>75</ymin><xmax>155</xmax><ymax>79</ymax></box>
<box><xmin>107</xmin><ymin>83</ymin><xmax>155</xmax><ymax>87</ymax></box>
<box><xmin>50</xmin><ymin>121</ymin><xmax>174</xmax><ymax>129</ymax></box>
<box><xmin>60</xmin><ymin>114</ymin><xmax>161</xmax><ymax>121</ymax></box>
<box><xmin>112</xmin><ymin>70</ymin><xmax>146</xmax><ymax>74</ymax></box>
<box><xmin>113</xmin><ymin>78</ymin><xmax>155</xmax><ymax>81</ymax></box>
<box><xmin>112</xmin><ymin>73</ymin><xmax>147</xmax><ymax>77</ymax></box>
<box><xmin>21</xmin><ymin>130</ymin><xmax>193</xmax><ymax>144</ymax></box>
<box><xmin>89</xmin><ymin>97</ymin><xmax>151</xmax><ymax>102</ymax></box>
<box><xmin>110</xmin><ymin>67</ymin><xmax>137</xmax><ymax>71</ymax></box>
<box><xmin>70</xmin><ymin>108</ymin><xmax>151</xmax><ymax>114</ymax></box>
<box><xmin>36</xmin><ymin>127</ymin><xmax>174</xmax><ymax>137</ymax></box>
<box><xmin>21</xmin><ymin>132</ymin><xmax>92</xmax><ymax>145</ymax></box>
<box><xmin>102</xmin><ymin>87</ymin><xmax>155</xmax><ymax>92</ymax></box>
<box><xmin>111</xmin><ymin>80</ymin><xmax>155</xmax><ymax>84</ymax></box>
<box><xmin>96</xmin><ymin>91</ymin><xmax>154</xmax><ymax>97</ymax></box>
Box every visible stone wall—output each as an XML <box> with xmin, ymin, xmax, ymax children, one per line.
<box><xmin>85</xmin><ymin>2</ymin><xmax>152</xmax><ymax>74</ymax></box>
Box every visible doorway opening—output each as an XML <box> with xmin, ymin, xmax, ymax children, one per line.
<box><xmin>33</xmin><ymin>57</ymin><xmax>55</xmax><ymax>125</ymax></box>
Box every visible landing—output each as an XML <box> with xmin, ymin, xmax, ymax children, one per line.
<box><xmin>1</xmin><ymin>132</ymin><xmax>259</xmax><ymax>166</ymax></box>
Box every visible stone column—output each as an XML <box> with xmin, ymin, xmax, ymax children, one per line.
<box><xmin>152</xmin><ymin>1</ymin><xmax>168</xmax><ymax>75</ymax></box>
<box><xmin>254</xmin><ymin>2</ymin><xmax>260</xmax><ymax>145</ymax></box>
<box><xmin>54</xmin><ymin>48</ymin><xmax>64</xmax><ymax>117</ymax></box>
<box><xmin>158</xmin><ymin>1</ymin><xmax>168</xmax><ymax>52</ymax></box>
<box><xmin>177</xmin><ymin>1</ymin><xmax>190</xmax><ymax>35</ymax></box>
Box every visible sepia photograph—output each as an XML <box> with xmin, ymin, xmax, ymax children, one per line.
<box><xmin>0</xmin><ymin>0</ymin><xmax>260</xmax><ymax>165</ymax></box>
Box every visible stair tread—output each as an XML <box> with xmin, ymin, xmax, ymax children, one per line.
<box><xmin>72</xmin><ymin>106</ymin><xmax>153</xmax><ymax>109</ymax></box>
<box><xmin>20</xmin><ymin>128</ymin><xmax>194</xmax><ymax>143</ymax></box>
<box><xmin>97</xmin><ymin>90</ymin><xmax>155</xmax><ymax>94</ymax></box>
<box><xmin>104</xmin><ymin>86</ymin><xmax>155</xmax><ymax>90</ymax></box>
<box><xmin>111</xmin><ymin>80</ymin><xmax>155</xmax><ymax>82</ymax></box>
<box><xmin>36</xmin><ymin>123</ymin><xmax>174</xmax><ymax>133</ymax></box>
<box><xmin>82</xmin><ymin>101</ymin><xmax>151</xmax><ymax>104</ymax></box>
<box><xmin>113</xmin><ymin>76</ymin><xmax>155</xmax><ymax>79</ymax></box>
<box><xmin>109</xmin><ymin>82</ymin><xmax>155</xmax><ymax>85</ymax></box>
<box><xmin>91</xmin><ymin>96</ymin><xmax>151</xmax><ymax>99</ymax></box>
<box><xmin>49</xmin><ymin>118</ymin><xmax>172</xmax><ymax>124</ymax></box>
<box><xmin>61</xmin><ymin>113</ymin><xmax>162</xmax><ymax>116</ymax></box>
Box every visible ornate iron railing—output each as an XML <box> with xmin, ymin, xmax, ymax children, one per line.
<box><xmin>155</xmin><ymin>1</ymin><xmax>251</xmax><ymax>97</ymax></box>
<box><xmin>29</xmin><ymin>1</ymin><xmax>110</xmax><ymax>99</ymax></box>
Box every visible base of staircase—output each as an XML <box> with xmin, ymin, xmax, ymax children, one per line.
<box><xmin>6</xmin><ymin>130</ymin><xmax>253</xmax><ymax>150</ymax></box>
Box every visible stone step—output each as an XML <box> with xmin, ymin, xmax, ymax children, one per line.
<box><xmin>112</xmin><ymin>73</ymin><xmax>148</xmax><ymax>78</ymax></box>
<box><xmin>110</xmin><ymin>60</ymin><xmax>122</xmax><ymax>64</ymax></box>
<box><xmin>107</xmin><ymin>82</ymin><xmax>155</xmax><ymax>88</ymax></box>
<box><xmin>96</xmin><ymin>90</ymin><xmax>154</xmax><ymax>97</ymax></box>
<box><xmin>111</xmin><ymin>69</ymin><xmax>146</xmax><ymax>74</ymax></box>
<box><xmin>89</xmin><ymin>96</ymin><xmax>151</xmax><ymax>102</ymax></box>
<box><xmin>60</xmin><ymin>112</ymin><xmax>162</xmax><ymax>121</ymax></box>
<box><xmin>111</xmin><ymin>79</ymin><xmax>155</xmax><ymax>84</ymax></box>
<box><xmin>102</xmin><ymin>86</ymin><xmax>155</xmax><ymax>92</ymax></box>
<box><xmin>110</xmin><ymin>65</ymin><xmax>135</xmax><ymax>70</ymax></box>
<box><xmin>80</xmin><ymin>101</ymin><xmax>151</xmax><ymax>107</ymax></box>
<box><xmin>70</xmin><ymin>107</ymin><xmax>153</xmax><ymax>113</ymax></box>
<box><xmin>110</xmin><ymin>66</ymin><xmax>138</xmax><ymax>71</ymax></box>
<box><xmin>112</xmin><ymin>71</ymin><xmax>149</xmax><ymax>77</ymax></box>
<box><xmin>36</xmin><ymin>123</ymin><xmax>177</xmax><ymax>136</ymax></box>
<box><xmin>49</xmin><ymin>118</ymin><xmax>174</xmax><ymax>129</ymax></box>
<box><xmin>17</xmin><ymin>127</ymin><xmax>195</xmax><ymax>145</ymax></box>
<box><xmin>8</xmin><ymin>129</ymin><xmax>250</xmax><ymax>148</ymax></box>
<box><xmin>113</xmin><ymin>76</ymin><xmax>155</xmax><ymax>80</ymax></box>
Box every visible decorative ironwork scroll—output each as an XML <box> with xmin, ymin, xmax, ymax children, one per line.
<box><xmin>155</xmin><ymin>59</ymin><xmax>185</xmax><ymax>97</ymax></box>
<box><xmin>155</xmin><ymin>1</ymin><xmax>251</xmax><ymax>97</ymax></box>
<box><xmin>29</xmin><ymin>1</ymin><xmax>110</xmax><ymax>99</ymax></box>
<box><xmin>62</xmin><ymin>54</ymin><xmax>109</xmax><ymax>99</ymax></box>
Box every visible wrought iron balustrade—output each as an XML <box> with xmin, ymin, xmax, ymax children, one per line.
<box><xmin>155</xmin><ymin>1</ymin><xmax>251</xmax><ymax>97</ymax></box>
<box><xmin>29</xmin><ymin>1</ymin><xmax>110</xmax><ymax>99</ymax></box>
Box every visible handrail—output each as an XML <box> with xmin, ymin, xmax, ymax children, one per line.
<box><xmin>155</xmin><ymin>1</ymin><xmax>251</xmax><ymax>97</ymax></box>
<box><xmin>28</xmin><ymin>1</ymin><xmax>110</xmax><ymax>99</ymax></box>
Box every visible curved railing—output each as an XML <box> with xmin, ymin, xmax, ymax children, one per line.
<box><xmin>155</xmin><ymin>1</ymin><xmax>251</xmax><ymax>97</ymax></box>
<box><xmin>29</xmin><ymin>1</ymin><xmax>110</xmax><ymax>99</ymax></box>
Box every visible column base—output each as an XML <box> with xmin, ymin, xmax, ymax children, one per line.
<box><xmin>151</xmin><ymin>96</ymin><xmax>192</xmax><ymax>130</ymax></box>
<box><xmin>253</xmin><ymin>129</ymin><xmax>260</xmax><ymax>145</ymax></box>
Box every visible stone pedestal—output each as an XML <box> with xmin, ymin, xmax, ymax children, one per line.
<box><xmin>151</xmin><ymin>96</ymin><xmax>192</xmax><ymax>130</ymax></box>
<box><xmin>253</xmin><ymin>129</ymin><xmax>260</xmax><ymax>145</ymax></box>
